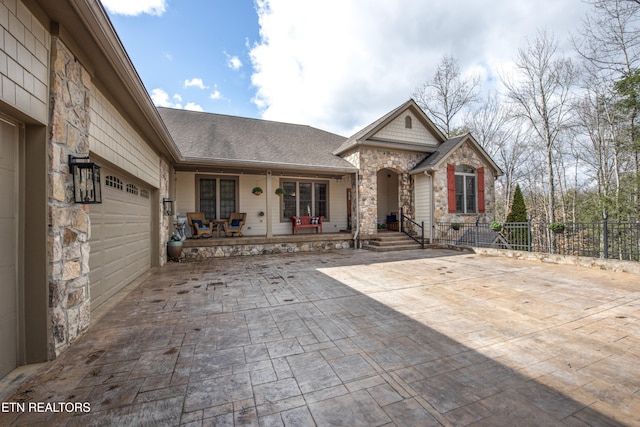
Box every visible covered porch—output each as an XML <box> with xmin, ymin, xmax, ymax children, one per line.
<box><xmin>180</xmin><ymin>231</ymin><xmax>355</xmax><ymax>260</ymax></box>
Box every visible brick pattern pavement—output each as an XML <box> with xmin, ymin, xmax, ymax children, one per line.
<box><xmin>1</xmin><ymin>249</ymin><xmax>638</xmax><ymax>426</ymax></box>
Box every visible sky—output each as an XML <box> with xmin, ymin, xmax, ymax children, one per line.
<box><xmin>100</xmin><ymin>0</ymin><xmax>594</xmax><ymax>137</ymax></box>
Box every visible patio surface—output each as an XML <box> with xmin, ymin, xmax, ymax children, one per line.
<box><xmin>1</xmin><ymin>249</ymin><xmax>639</xmax><ymax>426</ymax></box>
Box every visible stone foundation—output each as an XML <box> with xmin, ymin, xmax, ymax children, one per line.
<box><xmin>182</xmin><ymin>240</ymin><xmax>353</xmax><ymax>260</ymax></box>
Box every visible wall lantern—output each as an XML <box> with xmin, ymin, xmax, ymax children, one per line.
<box><xmin>68</xmin><ymin>155</ymin><xmax>102</xmax><ymax>204</ymax></box>
<box><xmin>163</xmin><ymin>198</ymin><xmax>175</xmax><ymax>216</ymax></box>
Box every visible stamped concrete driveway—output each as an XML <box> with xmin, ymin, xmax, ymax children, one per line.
<box><xmin>1</xmin><ymin>249</ymin><xmax>639</xmax><ymax>426</ymax></box>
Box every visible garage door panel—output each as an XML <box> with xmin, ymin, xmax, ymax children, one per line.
<box><xmin>90</xmin><ymin>168</ymin><xmax>151</xmax><ymax>311</ymax></box>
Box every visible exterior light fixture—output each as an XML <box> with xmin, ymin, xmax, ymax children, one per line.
<box><xmin>162</xmin><ymin>198</ymin><xmax>175</xmax><ymax>216</ymax></box>
<box><xmin>68</xmin><ymin>155</ymin><xmax>102</xmax><ymax>204</ymax></box>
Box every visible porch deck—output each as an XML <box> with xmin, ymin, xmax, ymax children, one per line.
<box><xmin>180</xmin><ymin>231</ymin><xmax>355</xmax><ymax>260</ymax></box>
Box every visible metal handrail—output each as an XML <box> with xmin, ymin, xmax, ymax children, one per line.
<box><xmin>400</xmin><ymin>208</ymin><xmax>425</xmax><ymax>249</ymax></box>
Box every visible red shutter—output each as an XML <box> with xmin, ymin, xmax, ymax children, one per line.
<box><xmin>447</xmin><ymin>164</ymin><xmax>456</xmax><ymax>213</ymax></box>
<box><xmin>477</xmin><ymin>167</ymin><xmax>485</xmax><ymax>213</ymax></box>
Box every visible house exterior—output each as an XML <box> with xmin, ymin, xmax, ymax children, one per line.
<box><xmin>0</xmin><ymin>0</ymin><xmax>501</xmax><ymax>376</ymax></box>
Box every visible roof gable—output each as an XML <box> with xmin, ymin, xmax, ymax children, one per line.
<box><xmin>334</xmin><ymin>99</ymin><xmax>446</xmax><ymax>155</ymax></box>
<box><xmin>371</xmin><ymin>108</ymin><xmax>440</xmax><ymax>146</ymax></box>
<box><xmin>410</xmin><ymin>133</ymin><xmax>503</xmax><ymax>176</ymax></box>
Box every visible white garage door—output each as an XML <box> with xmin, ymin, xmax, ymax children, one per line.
<box><xmin>90</xmin><ymin>169</ymin><xmax>152</xmax><ymax>311</ymax></box>
<box><xmin>0</xmin><ymin>118</ymin><xmax>18</xmax><ymax>377</ymax></box>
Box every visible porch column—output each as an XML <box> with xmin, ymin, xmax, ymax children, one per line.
<box><xmin>266</xmin><ymin>170</ymin><xmax>273</xmax><ymax>237</ymax></box>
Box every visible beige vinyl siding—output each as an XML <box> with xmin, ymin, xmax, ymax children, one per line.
<box><xmin>371</xmin><ymin>111</ymin><xmax>439</xmax><ymax>146</ymax></box>
<box><xmin>0</xmin><ymin>0</ymin><xmax>50</xmax><ymax>123</ymax></box>
<box><xmin>89</xmin><ymin>90</ymin><xmax>160</xmax><ymax>188</ymax></box>
<box><xmin>414</xmin><ymin>173</ymin><xmax>432</xmax><ymax>233</ymax></box>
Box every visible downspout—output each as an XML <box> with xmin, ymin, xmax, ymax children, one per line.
<box><xmin>428</xmin><ymin>170</ymin><xmax>435</xmax><ymax>243</ymax></box>
<box><xmin>352</xmin><ymin>172</ymin><xmax>360</xmax><ymax>248</ymax></box>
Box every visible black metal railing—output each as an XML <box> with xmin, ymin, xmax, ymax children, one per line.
<box><xmin>400</xmin><ymin>208</ymin><xmax>425</xmax><ymax>249</ymax></box>
<box><xmin>434</xmin><ymin>219</ymin><xmax>640</xmax><ymax>261</ymax></box>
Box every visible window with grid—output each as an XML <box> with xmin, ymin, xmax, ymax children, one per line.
<box><xmin>197</xmin><ymin>176</ymin><xmax>237</xmax><ymax>220</ymax></box>
<box><xmin>454</xmin><ymin>166</ymin><xmax>476</xmax><ymax>214</ymax></box>
<box><xmin>281</xmin><ymin>180</ymin><xmax>328</xmax><ymax>220</ymax></box>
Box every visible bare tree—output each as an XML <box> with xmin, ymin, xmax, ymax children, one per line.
<box><xmin>413</xmin><ymin>55</ymin><xmax>480</xmax><ymax>138</ymax></box>
<box><xmin>464</xmin><ymin>93</ymin><xmax>529</xmax><ymax>217</ymax></box>
<box><xmin>573</xmin><ymin>0</ymin><xmax>640</xmax><ymax>78</ymax></box>
<box><xmin>573</xmin><ymin>68</ymin><xmax>625</xmax><ymax>218</ymax></box>
<box><xmin>574</xmin><ymin>0</ymin><xmax>640</xmax><ymax>212</ymax></box>
<box><xmin>501</xmin><ymin>30</ymin><xmax>578</xmax><ymax>225</ymax></box>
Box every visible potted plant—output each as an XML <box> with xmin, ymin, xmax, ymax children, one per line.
<box><xmin>490</xmin><ymin>221</ymin><xmax>502</xmax><ymax>232</ymax></box>
<box><xmin>451</xmin><ymin>222</ymin><xmax>460</xmax><ymax>231</ymax></box>
<box><xmin>548</xmin><ymin>222</ymin><xmax>565</xmax><ymax>234</ymax></box>
<box><xmin>275</xmin><ymin>187</ymin><xmax>286</xmax><ymax>196</ymax></box>
<box><xmin>167</xmin><ymin>233</ymin><xmax>183</xmax><ymax>261</ymax></box>
<box><xmin>252</xmin><ymin>186</ymin><xmax>263</xmax><ymax>196</ymax></box>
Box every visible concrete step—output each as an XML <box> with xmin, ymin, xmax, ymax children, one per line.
<box><xmin>362</xmin><ymin>232</ymin><xmax>423</xmax><ymax>252</ymax></box>
<box><xmin>368</xmin><ymin>238</ymin><xmax>417</xmax><ymax>247</ymax></box>
<box><xmin>361</xmin><ymin>243</ymin><xmax>422</xmax><ymax>252</ymax></box>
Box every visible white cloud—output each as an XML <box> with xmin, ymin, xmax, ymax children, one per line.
<box><xmin>210</xmin><ymin>89</ymin><xmax>223</xmax><ymax>100</ymax></box>
<box><xmin>184</xmin><ymin>78</ymin><xmax>208</xmax><ymax>89</ymax></box>
<box><xmin>150</xmin><ymin>88</ymin><xmax>181</xmax><ymax>108</ymax></box>
<box><xmin>224</xmin><ymin>52</ymin><xmax>243</xmax><ymax>70</ymax></box>
<box><xmin>100</xmin><ymin>0</ymin><xmax>166</xmax><ymax>16</ymax></box>
<box><xmin>151</xmin><ymin>88</ymin><xmax>202</xmax><ymax>111</ymax></box>
<box><xmin>249</xmin><ymin>0</ymin><xmax>592</xmax><ymax>136</ymax></box>
<box><xmin>185</xmin><ymin>102</ymin><xmax>204</xmax><ymax>112</ymax></box>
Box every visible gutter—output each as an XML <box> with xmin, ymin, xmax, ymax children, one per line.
<box><xmin>179</xmin><ymin>157</ymin><xmax>358</xmax><ymax>174</ymax></box>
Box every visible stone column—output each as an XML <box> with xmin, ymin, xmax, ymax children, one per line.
<box><xmin>47</xmin><ymin>38</ymin><xmax>93</xmax><ymax>357</ymax></box>
<box><xmin>159</xmin><ymin>158</ymin><xmax>171</xmax><ymax>265</ymax></box>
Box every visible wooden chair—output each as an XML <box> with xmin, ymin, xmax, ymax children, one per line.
<box><xmin>224</xmin><ymin>212</ymin><xmax>246</xmax><ymax>237</ymax></box>
<box><xmin>187</xmin><ymin>212</ymin><xmax>214</xmax><ymax>238</ymax></box>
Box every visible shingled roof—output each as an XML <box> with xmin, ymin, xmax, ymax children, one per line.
<box><xmin>410</xmin><ymin>133</ymin><xmax>503</xmax><ymax>176</ymax></box>
<box><xmin>158</xmin><ymin>108</ymin><xmax>357</xmax><ymax>173</ymax></box>
<box><xmin>410</xmin><ymin>134</ymin><xmax>467</xmax><ymax>174</ymax></box>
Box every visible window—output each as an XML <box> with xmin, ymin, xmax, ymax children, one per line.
<box><xmin>405</xmin><ymin>115</ymin><xmax>412</xmax><ymax>129</ymax></box>
<box><xmin>447</xmin><ymin>164</ymin><xmax>485</xmax><ymax>214</ymax></box>
<box><xmin>454</xmin><ymin>167</ymin><xmax>475</xmax><ymax>213</ymax></box>
<box><xmin>197</xmin><ymin>176</ymin><xmax>237</xmax><ymax>220</ymax></box>
<box><xmin>126</xmin><ymin>183</ymin><xmax>139</xmax><ymax>196</ymax></box>
<box><xmin>281</xmin><ymin>180</ymin><xmax>328</xmax><ymax>220</ymax></box>
<box><xmin>140</xmin><ymin>189</ymin><xmax>150</xmax><ymax>199</ymax></box>
<box><xmin>105</xmin><ymin>175</ymin><xmax>123</xmax><ymax>190</ymax></box>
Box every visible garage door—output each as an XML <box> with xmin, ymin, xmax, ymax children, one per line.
<box><xmin>90</xmin><ymin>168</ymin><xmax>152</xmax><ymax>311</ymax></box>
<box><xmin>0</xmin><ymin>118</ymin><xmax>18</xmax><ymax>377</ymax></box>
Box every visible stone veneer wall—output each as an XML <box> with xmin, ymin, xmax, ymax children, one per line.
<box><xmin>183</xmin><ymin>240</ymin><xmax>353</xmax><ymax>260</ymax></box>
<box><xmin>48</xmin><ymin>38</ymin><xmax>92</xmax><ymax>357</ymax></box>
<box><xmin>343</xmin><ymin>147</ymin><xmax>426</xmax><ymax>236</ymax></box>
<box><xmin>432</xmin><ymin>140</ymin><xmax>496</xmax><ymax>230</ymax></box>
<box><xmin>159</xmin><ymin>159</ymin><xmax>171</xmax><ymax>266</ymax></box>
